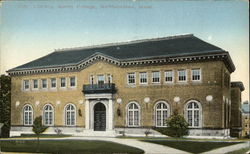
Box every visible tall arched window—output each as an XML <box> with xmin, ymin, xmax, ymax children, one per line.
<box><xmin>185</xmin><ymin>100</ymin><xmax>202</xmax><ymax>127</ymax></box>
<box><xmin>155</xmin><ymin>101</ymin><xmax>169</xmax><ymax>127</ymax></box>
<box><xmin>43</xmin><ymin>104</ymin><xmax>54</xmax><ymax>126</ymax></box>
<box><xmin>65</xmin><ymin>104</ymin><xmax>76</xmax><ymax>126</ymax></box>
<box><xmin>23</xmin><ymin>105</ymin><xmax>33</xmax><ymax>125</ymax></box>
<box><xmin>127</xmin><ymin>102</ymin><xmax>140</xmax><ymax>127</ymax></box>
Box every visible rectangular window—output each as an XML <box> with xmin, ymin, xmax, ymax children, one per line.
<box><xmin>51</xmin><ymin>78</ymin><xmax>56</xmax><ymax>88</ymax></box>
<box><xmin>70</xmin><ymin>77</ymin><xmax>76</xmax><ymax>87</ymax></box>
<box><xmin>139</xmin><ymin>72</ymin><xmax>147</xmax><ymax>84</ymax></box>
<box><xmin>127</xmin><ymin>73</ymin><xmax>136</xmax><ymax>85</ymax></box>
<box><xmin>152</xmin><ymin>71</ymin><xmax>160</xmax><ymax>83</ymax></box>
<box><xmin>165</xmin><ymin>71</ymin><xmax>173</xmax><ymax>83</ymax></box>
<box><xmin>192</xmin><ymin>69</ymin><xmax>201</xmax><ymax>81</ymax></box>
<box><xmin>23</xmin><ymin>80</ymin><xmax>29</xmax><ymax>90</ymax></box>
<box><xmin>60</xmin><ymin>77</ymin><xmax>66</xmax><ymax>88</ymax></box>
<box><xmin>41</xmin><ymin>79</ymin><xmax>47</xmax><ymax>89</ymax></box>
<box><xmin>32</xmin><ymin>79</ymin><xmax>38</xmax><ymax>89</ymax></box>
<box><xmin>178</xmin><ymin>70</ymin><xmax>186</xmax><ymax>82</ymax></box>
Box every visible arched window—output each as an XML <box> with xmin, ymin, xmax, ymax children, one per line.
<box><xmin>43</xmin><ymin>104</ymin><xmax>54</xmax><ymax>126</ymax></box>
<box><xmin>65</xmin><ymin>104</ymin><xmax>76</xmax><ymax>126</ymax></box>
<box><xmin>155</xmin><ymin>101</ymin><xmax>169</xmax><ymax>127</ymax></box>
<box><xmin>185</xmin><ymin>100</ymin><xmax>202</xmax><ymax>127</ymax></box>
<box><xmin>127</xmin><ymin>102</ymin><xmax>140</xmax><ymax>127</ymax></box>
<box><xmin>23</xmin><ymin>105</ymin><xmax>33</xmax><ymax>125</ymax></box>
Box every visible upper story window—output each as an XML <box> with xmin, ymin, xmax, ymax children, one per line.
<box><xmin>70</xmin><ymin>77</ymin><xmax>76</xmax><ymax>87</ymax></box>
<box><xmin>23</xmin><ymin>80</ymin><xmax>30</xmax><ymax>90</ymax></box>
<box><xmin>152</xmin><ymin>71</ymin><xmax>160</xmax><ymax>83</ymax></box>
<box><xmin>127</xmin><ymin>73</ymin><xmax>136</xmax><ymax>85</ymax></box>
<box><xmin>97</xmin><ymin>75</ymin><xmax>104</xmax><ymax>85</ymax></box>
<box><xmin>60</xmin><ymin>77</ymin><xmax>66</xmax><ymax>88</ymax></box>
<box><xmin>51</xmin><ymin>78</ymin><xmax>57</xmax><ymax>88</ymax></box>
<box><xmin>107</xmin><ymin>74</ymin><xmax>113</xmax><ymax>84</ymax></box>
<box><xmin>139</xmin><ymin>72</ymin><xmax>147</xmax><ymax>84</ymax></box>
<box><xmin>178</xmin><ymin>70</ymin><xmax>187</xmax><ymax>82</ymax></box>
<box><xmin>41</xmin><ymin>79</ymin><xmax>47</xmax><ymax>89</ymax></box>
<box><xmin>32</xmin><ymin>79</ymin><xmax>38</xmax><ymax>89</ymax></box>
<box><xmin>192</xmin><ymin>69</ymin><xmax>201</xmax><ymax>81</ymax></box>
<box><xmin>165</xmin><ymin>70</ymin><xmax>173</xmax><ymax>83</ymax></box>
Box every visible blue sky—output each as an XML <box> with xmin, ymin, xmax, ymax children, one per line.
<box><xmin>0</xmin><ymin>0</ymin><xmax>249</xmax><ymax>101</ymax></box>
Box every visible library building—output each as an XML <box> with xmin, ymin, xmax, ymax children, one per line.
<box><xmin>7</xmin><ymin>34</ymin><xmax>244</xmax><ymax>137</ymax></box>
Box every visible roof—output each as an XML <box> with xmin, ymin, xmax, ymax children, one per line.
<box><xmin>231</xmin><ymin>82</ymin><xmax>245</xmax><ymax>91</ymax></box>
<box><xmin>8</xmin><ymin>34</ymin><xmax>235</xmax><ymax>73</ymax></box>
<box><xmin>242</xmin><ymin>101</ymin><xmax>250</xmax><ymax>113</ymax></box>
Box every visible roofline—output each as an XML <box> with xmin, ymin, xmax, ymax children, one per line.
<box><xmin>7</xmin><ymin>51</ymin><xmax>234</xmax><ymax>76</ymax></box>
<box><xmin>231</xmin><ymin>81</ymin><xmax>245</xmax><ymax>91</ymax></box>
<box><xmin>7</xmin><ymin>50</ymin><xmax>224</xmax><ymax>72</ymax></box>
<box><xmin>54</xmin><ymin>33</ymin><xmax>194</xmax><ymax>52</ymax></box>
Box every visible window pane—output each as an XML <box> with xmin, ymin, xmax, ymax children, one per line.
<box><xmin>152</xmin><ymin>72</ymin><xmax>160</xmax><ymax>83</ymax></box>
<box><xmin>128</xmin><ymin>73</ymin><xmax>135</xmax><ymax>84</ymax></box>
<box><xmin>42</xmin><ymin>79</ymin><xmax>47</xmax><ymax>88</ymax></box>
<box><xmin>178</xmin><ymin>70</ymin><xmax>186</xmax><ymax>81</ymax></box>
<box><xmin>33</xmin><ymin>80</ymin><xmax>38</xmax><ymax>89</ymax></box>
<box><xmin>140</xmin><ymin>72</ymin><xmax>147</xmax><ymax>84</ymax></box>
<box><xmin>165</xmin><ymin>71</ymin><xmax>173</xmax><ymax>82</ymax></box>
<box><xmin>192</xmin><ymin>69</ymin><xmax>200</xmax><ymax>81</ymax></box>
<box><xmin>61</xmin><ymin>78</ymin><xmax>66</xmax><ymax>87</ymax></box>
<box><xmin>70</xmin><ymin>77</ymin><xmax>76</xmax><ymax>87</ymax></box>
<box><xmin>24</xmin><ymin>80</ymin><xmax>29</xmax><ymax>89</ymax></box>
<box><xmin>51</xmin><ymin>78</ymin><xmax>56</xmax><ymax>88</ymax></box>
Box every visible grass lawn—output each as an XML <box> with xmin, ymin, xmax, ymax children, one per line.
<box><xmin>0</xmin><ymin>140</ymin><xmax>144</xmax><ymax>154</ymax></box>
<box><xmin>227</xmin><ymin>147</ymin><xmax>250</xmax><ymax>154</ymax></box>
<box><xmin>142</xmin><ymin>140</ymin><xmax>242</xmax><ymax>153</ymax></box>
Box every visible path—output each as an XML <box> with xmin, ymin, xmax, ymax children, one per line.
<box><xmin>202</xmin><ymin>141</ymin><xmax>250</xmax><ymax>154</ymax></box>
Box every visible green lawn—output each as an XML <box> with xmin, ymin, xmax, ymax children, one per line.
<box><xmin>227</xmin><ymin>147</ymin><xmax>250</xmax><ymax>154</ymax></box>
<box><xmin>142</xmin><ymin>140</ymin><xmax>242</xmax><ymax>153</ymax></box>
<box><xmin>0</xmin><ymin>140</ymin><xmax>144</xmax><ymax>154</ymax></box>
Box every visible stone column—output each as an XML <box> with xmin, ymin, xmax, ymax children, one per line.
<box><xmin>108</xmin><ymin>99</ymin><xmax>114</xmax><ymax>130</ymax></box>
<box><xmin>85</xmin><ymin>99</ymin><xmax>90</xmax><ymax>129</ymax></box>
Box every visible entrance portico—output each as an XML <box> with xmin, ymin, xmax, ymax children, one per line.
<box><xmin>82</xmin><ymin>83</ymin><xmax>116</xmax><ymax>136</ymax></box>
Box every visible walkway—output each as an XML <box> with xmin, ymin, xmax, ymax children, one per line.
<box><xmin>202</xmin><ymin>141</ymin><xmax>250</xmax><ymax>154</ymax></box>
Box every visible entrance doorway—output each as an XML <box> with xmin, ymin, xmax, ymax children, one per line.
<box><xmin>94</xmin><ymin>103</ymin><xmax>106</xmax><ymax>131</ymax></box>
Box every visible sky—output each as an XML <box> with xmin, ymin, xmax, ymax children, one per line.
<box><xmin>0</xmin><ymin>0</ymin><xmax>249</xmax><ymax>101</ymax></box>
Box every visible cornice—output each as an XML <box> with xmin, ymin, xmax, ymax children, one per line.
<box><xmin>7</xmin><ymin>52</ymin><xmax>234</xmax><ymax>76</ymax></box>
<box><xmin>231</xmin><ymin>82</ymin><xmax>245</xmax><ymax>91</ymax></box>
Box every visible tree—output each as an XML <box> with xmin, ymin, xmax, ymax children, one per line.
<box><xmin>0</xmin><ymin>74</ymin><xmax>11</xmax><ymax>138</ymax></box>
<box><xmin>165</xmin><ymin>111</ymin><xmax>189</xmax><ymax>138</ymax></box>
<box><xmin>32</xmin><ymin>116</ymin><xmax>48</xmax><ymax>151</ymax></box>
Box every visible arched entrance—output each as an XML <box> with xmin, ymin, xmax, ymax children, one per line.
<box><xmin>94</xmin><ymin>103</ymin><xmax>106</xmax><ymax>131</ymax></box>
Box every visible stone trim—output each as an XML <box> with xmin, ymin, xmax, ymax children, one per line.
<box><xmin>7</xmin><ymin>52</ymin><xmax>235</xmax><ymax>76</ymax></box>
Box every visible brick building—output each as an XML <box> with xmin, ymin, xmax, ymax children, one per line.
<box><xmin>241</xmin><ymin>101</ymin><xmax>250</xmax><ymax>137</ymax></box>
<box><xmin>7</xmin><ymin>34</ymin><xmax>244</xmax><ymax>137</ymax></box>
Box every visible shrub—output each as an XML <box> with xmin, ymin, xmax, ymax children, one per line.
<box><xmin>165</xmin><ymin>113</ymin><xmax>189</xmax><ymax>137</ymax></box>
<box><xmin>155</xmin><ymin>112</ymin><xmax>189</xmax><ymax>138</ymax></box>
